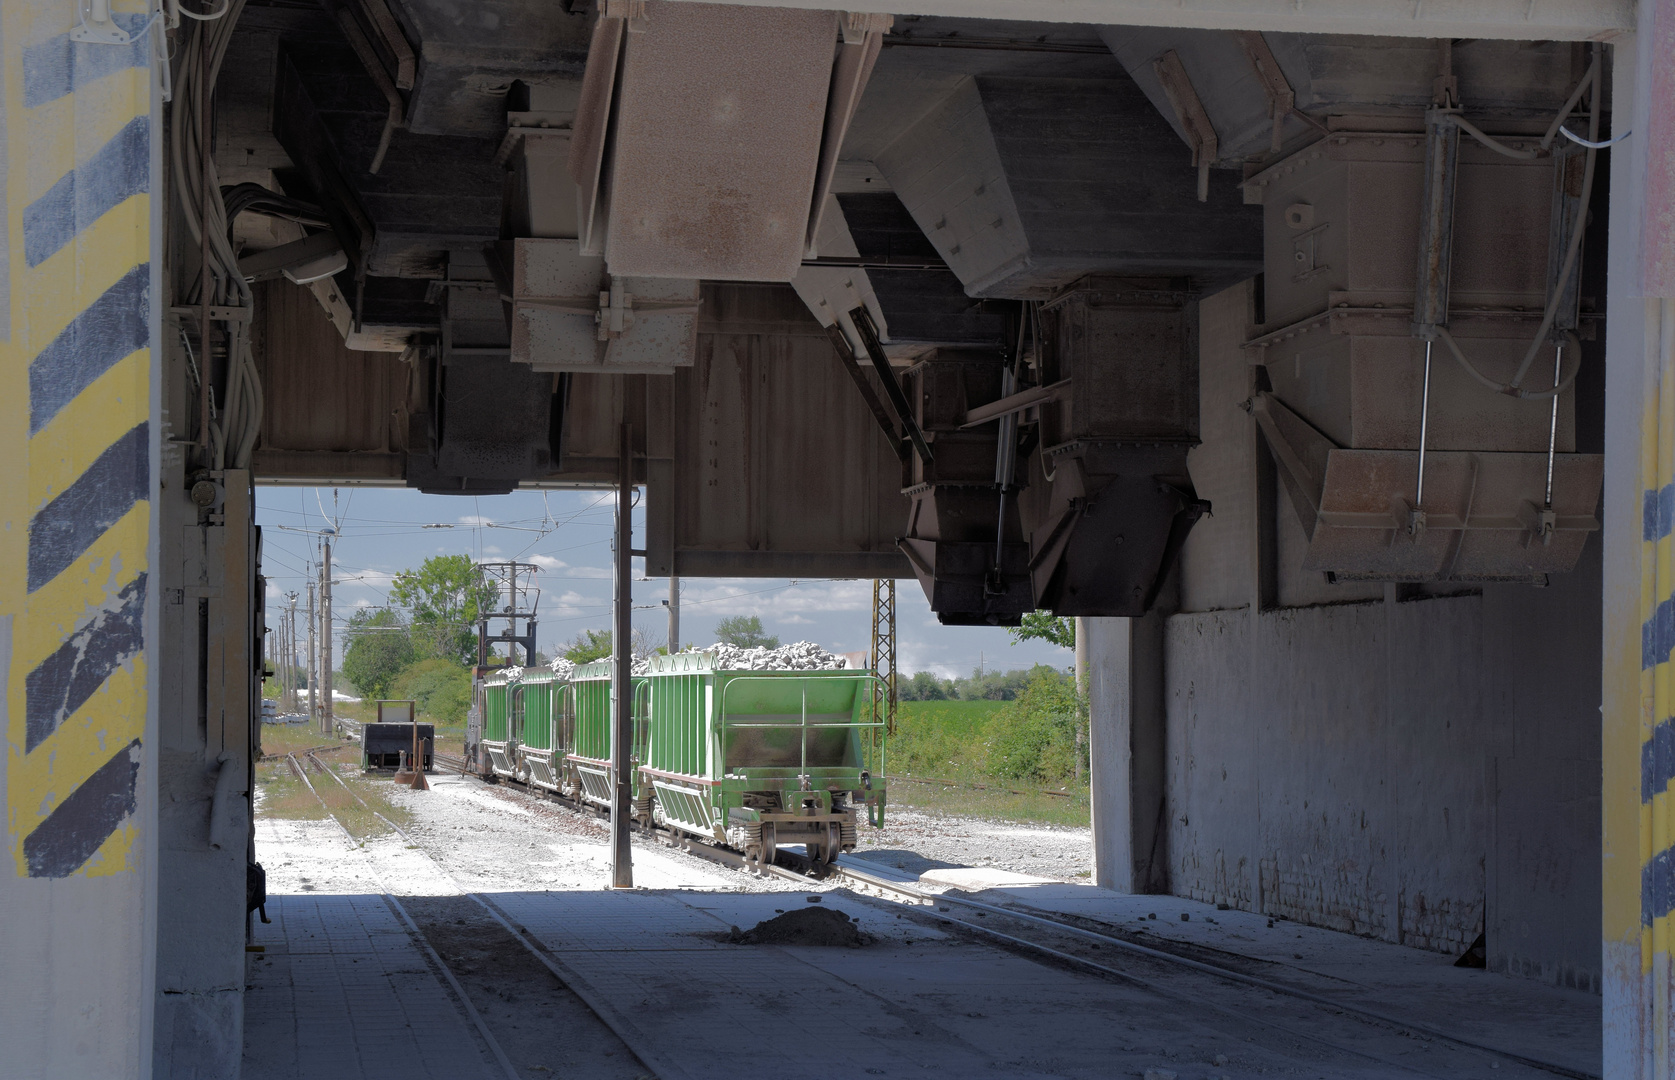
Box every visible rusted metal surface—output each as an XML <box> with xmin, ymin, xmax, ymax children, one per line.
<box><xmin>1245</xmin><ymin>127</ymin><xmax>1599</xmax><ymax>582</ymax></box>
<box><xmin>1018</xmin><ymin>276</ymin><xmax>1204</xmax><ymax>616</ymax></box>
<box><xmin>1306</xmin><ymin>448</ymin><xmax>1602</xmax><ymax>581</ymax></box>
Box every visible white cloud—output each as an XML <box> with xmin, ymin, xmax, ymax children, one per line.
<box><xmin>529</xmin><ymin>554</ymin><xmax>568</xmax><ymax>572</ymax></box>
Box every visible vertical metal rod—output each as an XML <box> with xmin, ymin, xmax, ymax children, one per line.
<box><xmin>1416</xmin><ymin>340</ymin><xmax>1433</xmax><ymax>507</ymax></box>
<box><xmin>197</xmin><ymin>14</ymin><xmax>212</xmax><ymax>462</ymax></box>
<box><xmin>610</xmin><ymin>422</ymin><xmax>634</xmax><ymax>889</ymax></box>
<box><xmin>1545</xmin><ymin>343</ymin><xmax>1563</xmax><ymax>509</ymax></box>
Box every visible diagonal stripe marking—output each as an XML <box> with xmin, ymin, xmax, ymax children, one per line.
<box><xmin>22</xmin><ymin>739</ymin><xmax>141</xmax><ymax>878</ymax></box>
<box><xmin>1644</xmin><ymin>596</ymin><xmax>1675</xmax><ymax>670</ymax></box>
<box><xmin>25</xmin><ymin>574</ymin><xmax>147</xmax><ymax>753</ymax></box>
<box><xmin>21</xmin><ymin>13</ymin><xmax>153</xmax><ymax>109</ymax></box>
<box><xmin>22</xmin><ymin>115</ymin><xmax>148</xmax><ymax>268</ymax></box>
<box><xmin>29</xmin><ymin>262</ymin><xmax>148</xmax><ymax>435</ymax></box>
<box><xmin>1647</xmin><ymin>845</ymin><xmax>1675</xmax><ymax>925</ymax></box>
<box><xmin>27</xmin><ymin>422</ymin><xmax>149</xmax><ymax>594</ymax></box>
<box><xmin>1645</xmin><ymin>718</ymin><xmax>1675</xmax><ymax>803</ymax></box>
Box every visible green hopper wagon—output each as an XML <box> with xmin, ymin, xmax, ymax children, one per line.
<box><xmin>479</xmin><ymin>666</ymin><xmax>565</xmax><ymax>791</ymax></box>
<box><xmin>566</xmin><ymin>660</ymin><xmax>650</xmax><ymax>813</ymax></box>
<box><xmin>641</xmin><ymin>652</ymin><xmax>886</xmax><ymax>868</ymax></box>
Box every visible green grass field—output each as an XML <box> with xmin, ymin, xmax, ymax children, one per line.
<box><xmin>887</xmin><ymin>699</ymin><xmax>1090</xmax><ymax>827</ymax></box>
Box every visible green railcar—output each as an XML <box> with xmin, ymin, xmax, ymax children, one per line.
<box><xmin>479</xmin><ymin>667</ymin><xmax>566</xmax><ymax>790</ymax></box>
<box><xmin>565</xmin><ymin>660</ymin><xmax>650</xmax><ymax>812</ymax></box>
<box><xmin>641</xmin><ymin>652</ymin><xmax>886</xmax><ymax>867</ymax></box>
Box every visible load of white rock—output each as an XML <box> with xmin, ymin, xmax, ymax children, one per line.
<box><xmin>702</xmin><ymin>640</ymin><xmax>847</xmax><ymax>670</ymax></box>
<box><xmin>546</xmin><ymin>641</ymin><xmax>848</xmax><ymax>677</ymax></box>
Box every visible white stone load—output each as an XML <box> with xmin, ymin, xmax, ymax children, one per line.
<box><xmin>549</xmin><ymin>640</ymin><xmax>846</xmax><ymax>676</ymax></box>
<box><xmin>701</xmin><ymin>640</ymin><xmax>846</xmax><ymax>671</ymax></box>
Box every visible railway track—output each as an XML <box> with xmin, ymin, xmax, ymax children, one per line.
<box><xmin>443</xmin><ymin>756</ymin><xmax>1595</xmax><ymax>1080</ymax></box>
<box><xmin>282</xmin><ymin>751</ymin><xmax>681</xmax><ymax>1080</ymax></box>
<box><xmin>295</xmin><ymin>751</ymin><xmax>1592</xmax><ymax>1080</ymax></box>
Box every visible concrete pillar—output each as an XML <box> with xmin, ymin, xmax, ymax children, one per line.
<box><xmin>1084</xmin><ymin>614</ymin><xmax>1167</xmax><ymax>893</ymax></box>
<box><xmin>0</xmin><ymin>8</ymin><xmax>161</xmax><ymax>1074</ymax></box>
<box><xmin>1603</xmin><ymin>8</ymin><xmax>1675</xmax><ymax>1076</ymax></box>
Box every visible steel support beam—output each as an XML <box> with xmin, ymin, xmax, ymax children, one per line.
<box><xmin>663</xmin><ymin>0</ymin><xmax>1630</xmax><ymax>40</ymax></box>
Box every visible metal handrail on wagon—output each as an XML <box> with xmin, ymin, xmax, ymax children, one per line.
<box><xmin>715</xmin><ymin>674</ymin><xmax>887</xmax><ymax>822</ymax></box>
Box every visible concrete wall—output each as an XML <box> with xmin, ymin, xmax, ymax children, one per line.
<box><xmin>1096</xmin><ymin>280</ymin><xmax>1603</xmax><ymax>986</ymax></box>
<box><xmin>0</xmin><ymin>4</ymin><xmax>163</xmax><ymax>1075</ymax></box>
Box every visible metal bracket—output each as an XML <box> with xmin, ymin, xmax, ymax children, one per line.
<box><xmin>849</xmin><ymin>305</ymin><xmax>934</xmax><ymax>466</ymax></box>
<box><xmin>72</xmin><ymin>0</ymin><xmax>153</xmax><ymax>44</ymax></box>
<box><xmin>1153</xmin><ymin>49</ymin><xmax>1218</xmax><ymax>202</ymax></box>
<box><xmin>1230</xmin><ymin>30</ymin><xmax>1295</xmax><ymax>153</ymax></box>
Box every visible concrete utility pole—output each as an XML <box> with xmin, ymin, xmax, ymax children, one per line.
<box><xmin>667</xmin><ymin>574</ymin><xmax>679</xmax><ymax>654</ymax></box>
<box><xmin>610</xmin><ymin>422</ymin><xmax>634</xmax><ymax>889</ymax></box>
<box><xmin>287</xmin><ymin>592</ymin><xmax>299</xmax><ymax>712</ymax></box>
<box><xmin>321</xmin><ymin>539</ymin><xmax>334</xmax><ymax>736</ymax></box>
<box><xmin>306</xmin><ymin>578</ymin><xmax>317</xmax><ymax>726</ymax></box>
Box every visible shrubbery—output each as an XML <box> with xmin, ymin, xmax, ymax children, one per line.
<box><xmin>890</xmin><ymin>666</ymin><xmax>1087</xmax><ymax>788</ymax></box>
<box><xmin>388</xmin><ymin>658</ymin><xmax>472</xmax><ymax>726</ymax></box>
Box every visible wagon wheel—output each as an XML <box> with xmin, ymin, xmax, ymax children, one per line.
<box><xmin>760</xmin><ymin>824</ymin><xmax>778</xmax><ymax>873</ymax></box>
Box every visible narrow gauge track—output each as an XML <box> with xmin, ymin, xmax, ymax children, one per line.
<box><xmin>435</xmin><ymin>756</ymin><xmax>1595</xmax><ymax>1080</ymax></box>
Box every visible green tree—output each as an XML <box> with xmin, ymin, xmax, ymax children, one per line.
<box><xmin>342</xmin><ymin>608</ymin><xmax>415</xmax><ymax>700</ymax></box>
<box><xmin>562</xmin><ymin>628</ymin><xmax>613</xmax><ymax>663</ymax></box>
<box><xmin>899</xmin><ymin>670</ymin><xmax>952</xmax><ymax>701</ymax></box>
<box><xmin>389</xmin><ymin>555</ymin><xmax>499</xmax><ymax>665</ymax></box>
<box><xmin>389</xmin><ymin>658</ymin><xmax>473</xmax><ymax>726</ymax></box>
<box><xmin>1008</xmin><ymin>611</ymin><xmax>1076</xmax><ymax>650</ymax></box>
<box><xmin>714</xmin><ymin>614</ymin><xmax>778</xmax><ymax>649</ymax></box>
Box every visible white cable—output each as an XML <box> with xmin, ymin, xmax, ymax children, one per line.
<box><xmin>1559</xmin><ymin>124</ymin><xmax>1631</xmax><ymax>149</ymax></box>
<box><xmin>177</xmin><ymin>0</ymin><xmax>229</xmax><ymax>19</ymax></box>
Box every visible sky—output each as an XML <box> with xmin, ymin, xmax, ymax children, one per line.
<box><xmin>256</xmin><ymin>485</ymin><xmax>1073</xmax><ymax>679</ymax></box>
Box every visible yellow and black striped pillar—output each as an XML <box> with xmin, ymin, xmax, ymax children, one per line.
<box><xmin>0</xmin><ymin>0</ymin><xmax>158</xmax><ymax>1075</ymax></box>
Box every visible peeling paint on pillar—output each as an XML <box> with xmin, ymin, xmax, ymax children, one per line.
<box><xmin>0</xmin><ymin>0</ymin><xmax>160</xmax><ymax>1077</ymax></box>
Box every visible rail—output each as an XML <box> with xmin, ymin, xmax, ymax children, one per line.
<box><xmin>393</xmin><ymin>759</ymin><xmax>1590</xmax><ymax>1080</ymax></box>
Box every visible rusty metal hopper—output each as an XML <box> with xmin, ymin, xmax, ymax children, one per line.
<box><xmin>1252</xmin><ymin>391</ymin><xmax>1601</xmax><ymax>582</ymax></box>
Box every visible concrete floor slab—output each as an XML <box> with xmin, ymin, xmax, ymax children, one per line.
<box><xmin>246</xmin><ymin>778</ymin><xmax>1600</xmax><ymax>1080</ymax></box>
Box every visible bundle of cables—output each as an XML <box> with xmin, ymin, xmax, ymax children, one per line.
<box><xmin>171</xmin><ymin>0</ymin><xmax>262</xmax><ymax>471</ymax></box>
<box><xmin>220</xmin><ymin>183</ymin><xmax>330</xmax><ymax>235</ymax></box>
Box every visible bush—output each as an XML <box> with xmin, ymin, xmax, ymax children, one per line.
<box><xmin>898</xmin><ymin>671</ymin><xmax>952</xmax><ymax>701</ymax></box>
<box><xmin>389</xmin><ymin>658</ymin><xmax>473</xmax><ymax>726</ymax></box>
<box><xmin>985</xmin><ymin>667</ymin><xmax>1086</xmax><ymax>785</ymax></box>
